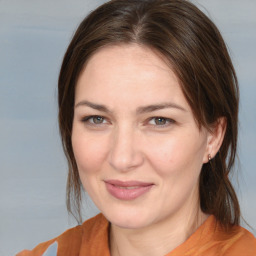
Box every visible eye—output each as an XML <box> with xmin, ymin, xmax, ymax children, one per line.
<box><xmin>148</xmin><ymin>117</ymin><xmax>174</xmax><ymax>126</ymax></box>
<box><xmin>91</xmin><ymin>116</ymin><xmax>105</xmax><ymax>124</ymax></box>
<box><xmin>82</xmin><ymin>115</ymin><xmax>107</xmax><ymax>125</ymax></box>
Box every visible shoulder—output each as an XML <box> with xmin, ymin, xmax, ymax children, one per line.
<box><xmin>223</xmin><ymin>226</ymin><xmax>256</xmax><ymax>256</ymax></box>
<box><xmin>16</xmin><ymin>214</ymin><xmax>107</xmax><ymax>256</ymax></box>
<box><xmin>210</xmin><ymin>220</ymin><xmax>256</xmax><ymax>256</ymax></box>
<box><xmin>81</xmin><ymin>212</ymin><xmax>109</xmax><ymax>240</ymax></box>
<box><xmin>170</xmin><ymin>216</ymin><xmax>256</xmax><ymax>256</ymax></box>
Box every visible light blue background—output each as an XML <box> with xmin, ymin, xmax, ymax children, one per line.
<box><xmin>0</xmin><ymin>1</ymin><xmax>255</xmax><ymax>255</ymax></box>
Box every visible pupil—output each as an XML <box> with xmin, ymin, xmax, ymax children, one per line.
<box><xmin>93</xmin><ymin>116</ymin><xmax>103</xmax><ymax>124</ymax></box>
<box><xmin>156</xmin><ymin>118</ymin><xmax>166</xmax><ymax>125</ymax></box>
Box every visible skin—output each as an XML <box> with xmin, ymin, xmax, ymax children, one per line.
<box><xmin>72</xmin><ymin>44</ymin><xmax>225</xmax><ymax>256</ymax></box>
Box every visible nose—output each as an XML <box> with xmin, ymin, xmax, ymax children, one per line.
<box><xmin>108</xmin><ymin>125</ymin><xmax>144</xmax><ymax>172</ymax></box>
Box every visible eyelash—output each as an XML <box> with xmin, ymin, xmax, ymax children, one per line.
<box><xmin>81</xmin><ymin>115</ymin><xmax>175</xmax><ymax>128</ymax></box>
<box><xmin>147</xmin><ymin>117</ymin><xmax>175</xmax><ymax>127</ymax></box>
<box><xmin>81</xmin><ymin>115</ymin><xmax>108</xmax><ymax>125</ymax></box>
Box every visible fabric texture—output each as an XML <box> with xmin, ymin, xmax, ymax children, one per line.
<box><xmin>17</xmin><ymin>213</ymin><xmax>256</xmax><ymax>256</ymax></box>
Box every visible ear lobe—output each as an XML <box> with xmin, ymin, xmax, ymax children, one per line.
<box><xmin>203</xmin><ymin>117</ymin><xmax>227</xmax><ymax>163</ymax></box>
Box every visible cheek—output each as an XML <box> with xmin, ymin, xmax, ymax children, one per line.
<box><xmin>72</xmin><ymin>132</ymin><xmax>109</xmax><ymax>175</ymax></box>
<box><xmin>145</xmin><ymin>133</ymin><xmax>206</xmax><ymax>177</ymax></box>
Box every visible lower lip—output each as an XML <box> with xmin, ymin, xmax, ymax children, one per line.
<box><xmin>105</xmin><ymin>183</ymin><xmax>153</xmax><ymax>200</ymax></box>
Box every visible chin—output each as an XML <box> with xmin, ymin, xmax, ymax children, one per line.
<box><xmin>102</xmin><ymin>205</ymin><xmax>155</xmax><ymax>229</ymax></box>
<box><xmin>111</xmin><ymin>217</ymin><xmax>149</xmax><ymax>230</ymax></box>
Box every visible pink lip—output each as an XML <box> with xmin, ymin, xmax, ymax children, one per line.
<box><xmin>104</xmin><ymin>180</ymin><xmax>154</xmax><ymax>200</ymax></box>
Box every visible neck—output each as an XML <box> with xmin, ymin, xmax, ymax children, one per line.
<box><xmin>110</xmin><ymin>208</ymin><xmax>209</xmax><ymax>256</ymax></box>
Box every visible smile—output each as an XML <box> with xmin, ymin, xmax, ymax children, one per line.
<box><xmin>104</xmin><ymin>180</ymin><xmax>154</xmax><ymax>200</ymax></box>
<box><xmin>116</xmin><ymin>186</ymin><xmax>141</xmax><ymax>189</ymax></box>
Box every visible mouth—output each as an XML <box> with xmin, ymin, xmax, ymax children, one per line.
<box><xmin>104</xmin><ymin>180</ymin><xmax>154</xmax><ymax>200</ymax></box>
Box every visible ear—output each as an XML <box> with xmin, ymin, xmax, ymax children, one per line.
<box><xmin>203</xmin><ymin>117</ymin><xmax>226</xmax><ymax>163</ymax></box>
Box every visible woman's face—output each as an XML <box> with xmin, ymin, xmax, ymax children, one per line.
<box><xmin>72</xmin><ymin>44</ymin><xmax>211</xmax><ymax>229</ymax></box>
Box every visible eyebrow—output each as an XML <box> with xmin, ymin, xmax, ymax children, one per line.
<box><xmin>136</xmin><ymin>103</ymin><xmax>187</xmax><ymax>114</ymax></box>
<box><xmin>75</xmin><ymin>100</ymin><xmax>187</xmax><ymax>113</ymax></box>
<box><xmin>75</xmin><ymin>100</ymin><xmax>110</xmax><ymax>113</ymax></box>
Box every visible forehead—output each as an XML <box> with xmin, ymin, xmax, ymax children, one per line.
<box><xmin>86</xmin><ymin>44</ymin><xmax>172</xmax><ymax>73</ymax></box>
<box><xmin>78</xmin><ymin>44</ymin><xmax>179</xmax><ymax>88</ymax></box>
<box><xmin>75</xmin><ymin>44</ymin><xmax>190</xmax><ymax>111</ymax></box>
<box><xmin>88</xmin><ymin>43</ymin><xmax>169</xmax><ymax>65</ymax></box>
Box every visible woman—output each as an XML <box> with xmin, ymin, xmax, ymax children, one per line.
<box><xmin>18</xmin><ymin>0</ymin><xmax>256</xmax><ymax>255</ymax></box>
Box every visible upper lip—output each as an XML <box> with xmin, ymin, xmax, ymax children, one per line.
<box><xmin>105</xmin><ymin>179</ymin><xmax>153</xmax><ymax>187</ymax></box>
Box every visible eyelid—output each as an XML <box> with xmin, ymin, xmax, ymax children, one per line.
<box><xmin>80</xmin><ymin>115</ymin><xmax>175</xmax><ymax>128</ymax></box>
<box><xmin>147</xmin><ymin>116</ymin><xmax>175</xmax><ymax>127</ymax></box>
<box><xmin>81</xmin><ymin>115</ymin><xmax>109</xmax><ymax>125</ymax></box>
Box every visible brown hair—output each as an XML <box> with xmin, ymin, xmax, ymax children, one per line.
<box><xmin>58</xmin><ymin>0</ymin><xmax>240</xmax><ymax>228</ymax></box>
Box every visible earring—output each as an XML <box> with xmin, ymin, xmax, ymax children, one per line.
<box><xmin>208</xmin><ymin>154</ymin><xmax>212</xmax><ymax>162</ymax></box>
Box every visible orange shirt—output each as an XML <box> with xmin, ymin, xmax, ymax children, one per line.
<box><xmin>17</xmin><ymin>213</ymin><xmax>256</xmax><ymax>256</ymax></box>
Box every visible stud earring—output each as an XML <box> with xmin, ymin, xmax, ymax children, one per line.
<box><xmin>208</xmin><ymin>154</ymin><xmax>212</xmax><ymax>162</ymax></box>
